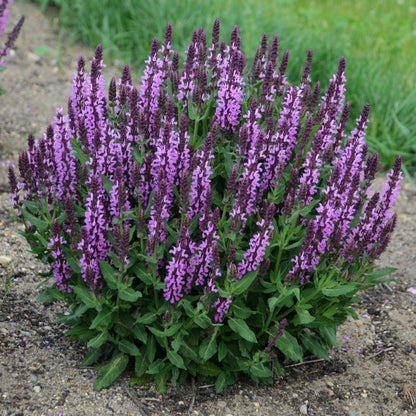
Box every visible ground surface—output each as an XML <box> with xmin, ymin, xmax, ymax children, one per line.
<box><xmin>0</xmin><ymin>1</ymin><xmax>415</xmax><ymax>415</ymax></box>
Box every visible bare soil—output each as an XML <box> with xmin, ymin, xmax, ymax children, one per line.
<box><xmin>0</xmin><ymin>1</ymin><xmax>415</xmax><ymax>415</ymax></box>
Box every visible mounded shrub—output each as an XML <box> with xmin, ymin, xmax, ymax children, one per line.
<box><xmin>9</xmin><ymin>19</ymin><xmax>402</xmax><ymax>392</ymax></box>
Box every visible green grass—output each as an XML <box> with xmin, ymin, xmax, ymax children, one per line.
<box><xmin>33</xmin><ymin>0</ymin><xmax>416</xmax><ymax>175</ymax></box>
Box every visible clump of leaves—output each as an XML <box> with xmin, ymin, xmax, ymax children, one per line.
<box><xmin>9</xmin><ymin>19</ymin><xmax>401</xmax><ymax>392</ymax></box>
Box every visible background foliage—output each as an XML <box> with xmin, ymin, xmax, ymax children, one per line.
<box><xmin>32</xmin><ymin>0</ymin><xmax>416</xmax><ymax>177</ymax></box>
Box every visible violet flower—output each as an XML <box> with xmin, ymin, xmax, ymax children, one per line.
<box><xmin>52</xmin><ymin>109</ymin><xmax>78</xmax><ymax>201</ymax></box>
<box><xmin>265</xmin><ymin>318</ymin><xmax>287</xmax><ymax>352</ymax></box>
<box><xmin>212</xmin><ymin>296</ymin><xmax>232</xmax><ymax>323</ymax></box>
<box><xmin>78</xmin><ymin>174</ymin><xmax>109</xmax><ymax>287</ymax></box>
<box><xmin>49</xmin><ymin>220</ymin><xmax>72</xmax><ymax>292</ymax></box>
<box><xmin>109</xmin><ymin>165</ymin><xmax>130</xmax><ymax>220</ymax></box>
<box><xmin>261</xmin><ymin>85</ymin><xmax>304</xmax><ymax>195</ymax></box>
<box><xmin>193</xmin><ymin>210</ymin><xmax>220</xmax><ymax>288</ymax></box>
<box><xmin>237</xmin><ymin>203</ymin><xmax>275</xmax><ymax>280</ymax></box>
<box><xmin>188</xmin><ymin>132</ymin><xmax>214</xmax><ymax>226</ymax></box>
<box><xmin>139</xmin><ymin>29</ymin><xmax>172</xmax><ymax>145</ymax></box>
<box><xmin>164</xmin><ymin>216</ymin><xmax>198</xmax><ymax>303</ymax></box>
<box><xmin>215</xmin><ymin>39</ymin><xmax>245</xmax><ymax>133</ymax></box>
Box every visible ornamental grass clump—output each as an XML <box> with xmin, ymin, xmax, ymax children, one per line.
<box><xmin>9</xmin><ymin>20</ymin><xmax>402</xmax><ymax>392</ymax></box>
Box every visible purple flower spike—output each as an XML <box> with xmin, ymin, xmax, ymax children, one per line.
<box><xmin>52</xmin><ymin>110</ymin><xmax>78</xmax><ymax>201</ymax></box>
<box><xmin>237</xmin><ymin>203</ymin><xmax>275</xmax><ymax>280</ymax></box>
<box><xmin>212</xmin><ymin>296</ymin><xmax>232</xmax><ymax>323</ymax></box>
<box><xmin>215</xmin><ymin>47</ymin><xmax>245</xmax><ymax>133</ymax></box>
<box><xmin>49</xmin><ymin>220</ymin><xmax>72</xmax><ymax>292</ymax></box>
<box><xmin>78</xmin><ymin>174</ymin><xmax>109</xmax><ymax>287</ymax></box>
<box><xmin>265</xmin><ymin>318</ymin><xmax>287</xmax><ymax>352</ymax></box>
<box><xmin>0</xmin><ymin>1</ymin><xmax>24</xmax><ymax>67</ymax></box>
<box><xmin>188</xmin><ymin>133</ymin><xmax>215</xmax><ymax>225</ymax></box>
<box><xmin>164</xmin><ymin>216</ymin><xmax>198</xmax><ymax>303</ymax></box>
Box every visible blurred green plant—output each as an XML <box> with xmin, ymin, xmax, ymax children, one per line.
<box><xmin>31</xmin><ymin>0</ymin><xmax>416</xmax><ymax>174</ymax></box>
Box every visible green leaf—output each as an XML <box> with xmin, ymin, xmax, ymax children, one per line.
<box><xmin>171</xmin><ymin>333</ymin><xmax>183</xmax><ymax>352</ymax></box>
<box><xmin>249</xmin><ymin>362</ymin><xmax>273</xmax><ymax>379</ymax></box>
<box><xmin>180</xmin><ymin>339</ymin><xmax>199</xmax><ymax>361</ymax></box>
<box><xmin>81</xmin><ymin>345</ymin><xmax>106</xmax><ymax>367</ymax></box>
<box><xmin>268</xmin><ymin>287</ymin><xmax>300</xmax><ymax>311</ymax></box>
<box><xmin>231</xmin><ymin>270</ymin><xmax>258</xmax><ymax>295</ymax></box>
<box><xmin>228</xmin><ymin>318</ymin><xmax>257</xmax><ymax>343</ymax></box>
<box><xmin>199</xmin><ymin>327</ymin><xmax>219</xmax><ymax>361</ymax></box>
<box><xmin>61</xmin><ymin>246</ymin><xmax>81</xmax><ymax>273</ymax></box>
<box><xmin>99</xmin><ymin>173</ymin><xmax>114</xmax><ymax>195</ymax></box>
<box><xmin>71</xmin><ymin>285</ymin><xmax>97</xmax><ymax>309</ymax></box>
<box><xmin>66</xmin><ymin>325</ymin><xmax>92</xmax><ymax>341</ymax></box>
<box><xmin>89</xmin><ymin>308</ymin><xmax>116</xmax><ymax>330</ymax></box>
<box><xmin>365</xmin><ymin>267</ymin><xmax>397</xmax><ymax>283</ymax></box>
<box><xmin>87</xmin><ymin>332</ymin><xmax>109</xmax><ymax>349</ymax></box>
<box><xmin>130</xmin><ymin>262</ymin><xmax>153</xmax><ymax>285</ymax></box>
<box><xmin>188</xmin><ymin>100</ymin><xmax>199</xmax><ymax>120</ymax></box>
<box><xmin>155</xmin><ymin>372</ymin><xmax>168</xmax><ymax>393</ymax></box>
<box><xmin>146</xmin><ymin>335</ymin><xmax>157</xmax><ymax>362</ymax></box>
<box><xmin>118</xmin><ymin>288</ymin><xmax>142</xmax><ymax>302</ymax></box>
<box><xmin>318</xmin><ymin>326</ymin><xmax>337</xmax><ymax>347</ymax></box>
<box><xmin>146</xmin><ymin>359</ymin><xmax>165</xmax><ymax>374</ymax></box>
<box><xmin>94</xmin><ymin>353</ymin><xmax>129</xmax><ymax>390</ymax></box>
<box><xmin>131</xmin><ymin>324</ymin><xmax>148</xmax><ymax>344</ymax></box>
<box><xmin>180</xmin><ymin>299</ymin><xmax>195</xmax><ymax>318</ymax></box>
<box><xmin>20</xmin><ymin>209</ymin><xmax>49</xmax><ymax>232</ymax></box>
<box><xmin>322</xmin><ymin>284</ymin><xmax>357</xmax><ymax>297</ymax></box>
<box><xmin>164</xmin><ymin>323</ymin><xmax>182</xmax><ymax>337</ymax></box>
<box><xmin>167</xmin><ymin>350</ymin><xmax>186</xmax><ymax>369</ymax></box>
<box><xmin>232</xmin><ymin>304</ymin><xmax>256</xmax><ymax>320</ymax></box>
<box><xmin>218</xmin><ymin>341</ymin><xmax>227</xmax><ymax>362</ymax></box>
<box><xmin>294</xmin><ymin>308</ymin><xmax>315</xmax><ymax>325</ymax></box>
<box><xmin>299</xmin><ymin>199</ymin><xmax>319</xmax><ymax>216</ymax></box>
<box><xmin>135</xmin><ymin>313</ymin><xmax>157</xmax><ymax>325</ymax></box>
<box><xmin>37</xmin><ymin>287</ymin><xmax>62</xmax><ymax>303</ymax></box>
<box><xmin>99</xmin><ymin>260</ymin><xmax>118</xmax><ymax>290</ymax></box>
<box><xmin>118</xmin><ymin>339</ymin><xmax>141</xmax><ymax>356</ymax></box>
<box><xmin>34</xmin><ymin>45</ymin><xmax>53</xmax><ymax>56</ymax></box>
<box><xmin>197</xmin><ymin>361</ymin><xmax>222</xmax><ymax>377</ymax></box>
<box><xmin>194</xmin><ymin>313</ymin><xmax>212</xmax><ymax>329</ymax></box>
<box><xmin>21</xmin><ymin>200</ymin><xmax>39</xmax><ymax>214</ymax></box>
<box><xmin>276</xmin><ymin>331</ymin><xmax>303</xmax><ymax>362</ymax></box>
<box><xmin>106</xmin><ymin>252</ymin><xmax>121</xmax><ymax>269</ymax></box>
<box><xmin>134</xmin><ymin>351</ymin><xmax>148</xmax><ymax>377</ymax></box>
<box><xmin>148</xmin><ymin>326</ymin><xmax>165</xmax><ymax>344</ymax></box>
<box><xmin>299</xmin><ymin>332</ymin><xmax>330</xmax><ymax>360</ymax></box>
<box><xmin>214</xmin><ymin>371</ymin><xmax>235</xmax><ymax>393</ymax></box>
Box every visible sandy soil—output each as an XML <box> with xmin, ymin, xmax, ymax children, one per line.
<box><xmin>0</xmin><ymin>1</ymin><xmax>415</xmax><ymax>415</ymax></box>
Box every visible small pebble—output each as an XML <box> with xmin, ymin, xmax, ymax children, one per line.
<box><xmin>30</xmin><ymin>375</ymin><xmax>38</xmax><ymax>382</ymax></box>
<box><xmin>0</xmin><ymin>255</ymin><xmax>12</xmax><ymax>266</ymax></box>
<box><xmin>27</xmin><ymin>52</ymin><xmax>41</xmax><ymax>62</ymax></box>
<box><xmin>347</xmin><ymin>411</ymin><xmax>356</xmax><ymax>416</ymax></box>
<box><xmin>300</xmin><ymin>404</ymin><xmax>308</xmax><ymax>415</ymax></box>
<box><xmin>217</xmin><ymin>400</ymin><xmax>227</xmax><ymax>409</ymax></box>
<box><xmin>34</xmin><ymin>385</ymin><xmax>41</xmax><ymax>393</ymax></box>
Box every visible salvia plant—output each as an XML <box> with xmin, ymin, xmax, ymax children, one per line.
<box><xmin>9</xmin><ymin>19</ymin><xmax>402</xmax><ymax>392</ymax></box>
<box><xmin>0</xmin><ymin>0</ymin><xmax>24</xmax><ymax>67</ymax></box>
